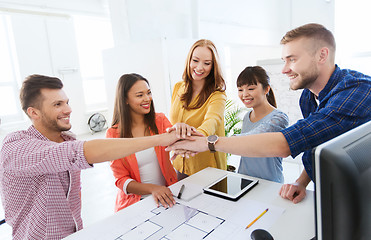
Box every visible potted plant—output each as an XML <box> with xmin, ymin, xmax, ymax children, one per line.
<box><xmin>224</xmin><ymin>99</ymin><xmax>245</xmax><ymax>172</ymax></box>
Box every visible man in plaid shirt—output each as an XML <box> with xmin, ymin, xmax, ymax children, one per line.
<box><xmin>166</xmin><ymin>23</ymin><xmax>371</xmax><ymax>204</ymax></box>
<box><xmin>0</xmin><ymin>75</ymin><xmax>186</xmax><ymax>239</ymax></box>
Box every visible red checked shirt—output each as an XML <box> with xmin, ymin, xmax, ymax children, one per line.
<box><xmin>0</xmin><ymin>126</ymin><xmax>92</xmax><ymax>240</ymax></box>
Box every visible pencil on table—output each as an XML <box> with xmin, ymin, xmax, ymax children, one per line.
<box><xmin>245</xmin><ymin>208</ymin><xmax>269</xmax><ymax>229</ymax></box>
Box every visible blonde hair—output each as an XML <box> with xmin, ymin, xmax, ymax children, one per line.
<box><xmin>281</xmin><ymin>23</ymin><xmax>336</xmax><ymax>61</ymax></box>
<box><xmin>181</xmin><ymin>39</ymin><xmax>225</xmax><ymax>109</ymax></box>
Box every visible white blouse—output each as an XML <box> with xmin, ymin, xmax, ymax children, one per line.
<box><xmin>123</xmin><ymin>147</ymin><xmax>166</xmax><ymax>195</ymax></box>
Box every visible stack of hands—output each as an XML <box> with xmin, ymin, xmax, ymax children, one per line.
<box><xmin>162</xmin><ymin>123</ymin><xmax>307</xmax><ymax>205</ymax></box>
<box><xmin>165</xmin><ymin>123</ymin><xmax>206</xmax><ymax>159</ymax></box>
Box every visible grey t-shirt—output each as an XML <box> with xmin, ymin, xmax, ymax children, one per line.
<box><xmin>237</xmin><ymin>109</ymin><xmax>289</xmax><ymax>183</ymax></box>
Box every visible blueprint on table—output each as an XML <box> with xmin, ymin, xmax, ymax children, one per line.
<box><xmin>114</xmin><ymin>202</ymin><xmax>225</xmax><ymax>240</ymax></box>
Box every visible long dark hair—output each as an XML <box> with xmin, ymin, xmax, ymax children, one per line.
<box><xmin>181</xmin><ymin>39</ymin><xmax>226</xmax><ymax>109</ymax></box>
<box><xmin>111</xmin><ymin>73</ymin><xmax>158</xmax><ymax>138</ymax></box>
<box><xmin>236</xmin><ymin>66</ymin><xmax>277</xmax><ymax>108</ymax></box>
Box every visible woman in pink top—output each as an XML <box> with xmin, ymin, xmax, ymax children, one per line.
<box><xmin>106</xmin><ymin>73</ymin><xmax>178</xmax><ymax>211</ymax></box>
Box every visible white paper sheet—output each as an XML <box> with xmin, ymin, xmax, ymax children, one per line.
<box><xmin>169</xmin><ymin>182</ymin><xmax>204</xmax><ymax>201</ymax></box>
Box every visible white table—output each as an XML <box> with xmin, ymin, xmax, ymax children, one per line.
<box><xmin>65</xmin><ymin>167</ymin><xmax>315</xmax><ymax>240</ymax></box>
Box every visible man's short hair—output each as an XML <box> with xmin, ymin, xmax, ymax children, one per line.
<box><xmin>20</xmin><ymin>74</ymin><xmax>63</xmax><ymax>114</ymax></box>
<box><xmin>280</xmin><ymin>23</ymin><xmax>336</xmax><ymax>57</ymax></box>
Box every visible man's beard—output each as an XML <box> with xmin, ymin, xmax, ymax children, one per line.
<box><xmin>290</xmin><ymin>63</ymin><xmax>319</xmax><ymax>90</ymax></box>
<box><xmin>41</xmin><ymin>114</ymin><xmax>71</xmax><ymax>132</ymax></box>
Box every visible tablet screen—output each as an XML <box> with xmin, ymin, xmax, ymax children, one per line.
<box><xmin>203</xmin><ymin>174</ymin><xmax>258</xmax><ymax>201</ymax></box>
<box><xmin>209</xmin><ymin>175</ymin><xmax>253</xmax><ymax>195</ymax></box>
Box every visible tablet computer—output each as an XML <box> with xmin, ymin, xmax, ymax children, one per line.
<box><xmin>203</xmin><ymin>174</ymin><xmax>258</xmax><ymax>201</ymax></box>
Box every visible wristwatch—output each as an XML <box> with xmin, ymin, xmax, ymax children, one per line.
<box><xmin>207</xmin><ymin>135</ymin><xmax>219</xmax><ymax>153</ymax></box>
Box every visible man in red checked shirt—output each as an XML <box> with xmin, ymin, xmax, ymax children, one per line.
<box><xmin>0</xmin><ymin>74</ymin><xmax>188</xmax><ymax>240</ymax></box>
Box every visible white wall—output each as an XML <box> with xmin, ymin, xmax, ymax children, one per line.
<box><xmin>0</xmin><ymin>0</ymin><xmax>335</xmax><ymax>138</ymax></box>
<box><xmin>0</xmin><ymin>0</ymin><xmax>108</xmax><ymax>137</ymax></box>
<box><xmin>5</xmin><ymin>13</ymin><xmax>88</xmax><ymax>135</ymax></box>
<box><xmin>198</xmin><ymin>0</ymin><xmax>291</xmax><ymax>45</ymax></box>
<box><xmin>104</xmin><ymin>0</ymin><xmax>334</xmax><ymax>122</ymax></box>
<box><xmin>0</xmin><ymin>0</ymin><xmax>107</xmax><ymax>15</ymax></box>
<box><xmin>102</xmin><ymin>38</ymin><xmax>194</xmax><ymax>124</ymax></box>
<box><xmin>291</xmin><ymin>0</ymin><xmax>334</xmax><ymax>30</ymax></box>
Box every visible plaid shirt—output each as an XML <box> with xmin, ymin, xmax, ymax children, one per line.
<box><xmin>0</xmin><ymin>126</ymin><xmax>92</xmax><ymax>239</ymax></box>
<box><xmin>281</xmin><ymin>65</ymin><xmax>371</xmax><ymax>180</ymax></box>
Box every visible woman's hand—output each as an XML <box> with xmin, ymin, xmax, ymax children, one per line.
<box><xmin>164</xmin><ymin>123</ymin><xmax>204</xmax><ymax>157</ymax></box>
<box><xmin>126</xmin><ymin>181</ymin><xmax>176</xmax><ymax>207</ymax></box>
<box><xmin>166</xmin><ymin>123</ymin><xmax>204</xmax><ymax>139</ymax></box>
<box><xmin>150</xmin><ymin>184</ymin><xmax>176</xmax><ymax>208</ymax></box>
<box><xmin>170</xmin><ymin>149</ymin><xmax>198</xmax><ymax>160</ymax></box>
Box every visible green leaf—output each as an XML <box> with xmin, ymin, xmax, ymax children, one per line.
<box><xmin>224</xmin><ymin>99</ymin><xmax>245</xmax><ymax>138</ymax></box>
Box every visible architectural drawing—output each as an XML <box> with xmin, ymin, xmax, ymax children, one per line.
<box><xmin>114</xmin><ymin>203</ymin><xmax>225</xmax><ymax>240</ymax></box>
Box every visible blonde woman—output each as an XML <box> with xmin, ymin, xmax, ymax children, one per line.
<box><xmin>169</xmin><ymin>39</ymin><xmax>227</xmax><ymax>179</ymax></box>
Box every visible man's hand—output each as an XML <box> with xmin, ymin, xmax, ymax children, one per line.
<box><xmin>279</xmin><ymin>169</ymin><xmax>311</xmax><ymax>204</ymax></box>
<box><xmin>279</xmin><ymin>182</ymin><xmax>307</xmax><ymax>204</ymax></box>
<box><xmin>165</xmin><ymin>136</ymin><xmax>208</xmax><ymax>154</ymax></box>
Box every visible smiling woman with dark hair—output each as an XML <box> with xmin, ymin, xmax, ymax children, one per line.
<box><xmin>236</xmin><ymin>66</ymin><xmax>289</xmax><ymax>183</ymax></box>
<box><xmin>107</xmin><ymin>73</ymin><xmax>179</xmax><ymax>211</ymax></box>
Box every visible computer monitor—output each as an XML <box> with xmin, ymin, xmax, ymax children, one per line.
<box><xmin>313</xmin><ymin>120</ymin><xmax>371</xmax><ymax>240</ymax></box>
